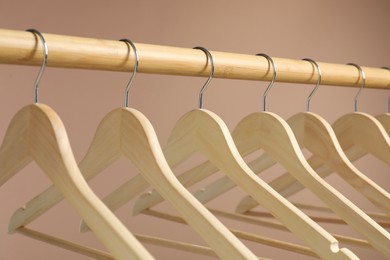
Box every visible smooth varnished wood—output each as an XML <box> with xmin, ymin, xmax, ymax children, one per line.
<box><xmin>224</xmin><ymin>112</ymin><xmax>390</xmax><ymax>256</ymax></box>
<box><xmin>333</xmin><ymin>112</ymin><xmax>390</xmax><ymax>164</ymax></box>
<box><xmin>143</xmin><ymin>209</ymin><xmax>317</xmax><ymax>257</ymax></box>
<box><xmin>137</xmin><ymin>110</ymin><xmax>389</xmax><ymax>256</ymax></box>
<box><xmin>0</xmin><ymin>104</ymin><xmax>153</xmax><ymax>260</ymax></box>
<box><xmin>258</xmin><ymin>113</ymin><xmax>390</xmax><ymax>201</ymax></box>
<box><xmin>18</xmin><ymin>226</ymin><xmax>227</xmax><ymax>259</ymax></box>
<box><xmin>240</xmin><ymin>112</ymin><xmax>390</xmax><ymax>213</ymax></box>
<box><xmin>17</xmin><ymin>227</ymin><xmax>114</xmax><ymax>260</ymax></box>
<box><xmin>377</xmin><ymin>113</ymin><xmax>390</xmax><ymax>134</ymax></box>
<box><xmin>0</xmin><ymin>28</ymin><xmax>389</xmax><ymax>89</ymax></box>
<box><xmin>10</xmin><ymin>107</ymin><xmax>257</xmax><ymax>260</ymax></box>
<box><xmin>192</xmin><ymin>112</ymin><xmax>390</xmax><ymax>215</ymax></box>
<box><xmin>288</xmin><ymin>112</ymin><xmax>390</xmax><ymax>214</ymax></box>
<box><xmin>245</xmin><ymin>210</ymin><xmax>390</xmax><ymax>227</ymax></box>
<box><xmin>133</xmin><ymin>109</ymin><xmax>357</xmax><ymax>259</ymax></box>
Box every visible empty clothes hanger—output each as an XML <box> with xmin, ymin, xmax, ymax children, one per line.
<box><xmin>140</xmin><ymin>52</ymin><xmax>390</xmax><ymax>256</ymax></box>
<box><xmin>9</xmin><ymin>39</ymin><xmax>258</xmax><ymax>259</ymax></box>
<box><xmin>238</xmin><ymin>64</ymin><xmax>390</xmax><ymax>213</ymax></box>
<box><xmin>237</xmin><ymin>59</ymin><xmax>390</xmax><ymax>216</ymax></box>
<box><xmin>332</xmin><ymin>64</ymin><xmax>390</xmax><ymax>165</ymax></box>
<box><xmin>133</xmin><ymin>49</ymin><xmax>358</xmax><ymax>259</ymax></box>
<box><xmin>0</xmin><ymin>29</ymin><xmax>153</xmax><ymax>260</ymax></box>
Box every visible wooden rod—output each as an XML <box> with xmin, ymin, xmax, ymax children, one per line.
<box><xmin>206</xmin><ymin>209</ymin><xmax>372</xmax><ymax>249</ymax></box>
<box><xmin>17</xmin><ymin>226</ymin><xmax>219</xmax><ymax>258</ymax></box>
<box><xmin>0</xmin><ymin>28</ymin><xmax>389</xmax><ymax>89</ymax></box>
<box><xmin>245</xmin><ymin>210</ymin><xmax>390</xmax><ymax>228</ymax></box>
<box><xmin>142</xmin><ymin>209</ymin><xmax>316</xmax><ymax>257</ymax></box>
<box><xmin>292</xmin><ymin>202</ymin><xmax>390</xmax><ymax>222</ymax></box>
<box><xmin>17</xmin><ymin>227</ymin><xmax>114</xmax><ymax>260</ymax></box>
<box><xmin>134</xmin><ymin>233</ymin><xmax>218</xmax><ymax>258</ymax></box>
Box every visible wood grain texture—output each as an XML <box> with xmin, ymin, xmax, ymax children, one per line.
<box><xmin>0</xmin><ymin>28</ymin><xmax>389</xmax><ymax>89</ymax></box>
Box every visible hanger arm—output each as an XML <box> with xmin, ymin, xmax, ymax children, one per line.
<box><xmin>136</xmin><ymin>109</ymin><xmax>359</xmax><ymax>259</ymax></box>
<box><xmin>290</xmin><ymin>112</ymin><xmax>390</xmax><ymax>214</ymax></box>
<box><xmin>334</xmin><ymin>112</ymin><xmax>390</xmax><ymax>164</ymax></box>
<box><xmin>0</xmin><ymin>104</ymin><xmax>153</xmax><ymax>260</ymax></box>
<box><xmin>229</xmin><ymin>111</ymin><xmax>390</xmax><ymax>256</ymax></box>
<box><xmin>237</xmin><ymin>113</ymin><xmax>390</xmax><ymax>214</ymax></box>
<box><xmin>8</xmin><ymin>108</ymin><xmax>124</xmax><ymax>232</ymax></box>
<box><xmin>376</xmin><ymin>113</ymin><xmax>390</xmax><ymax>135</ymax></box>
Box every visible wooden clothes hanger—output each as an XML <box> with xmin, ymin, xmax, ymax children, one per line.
<box><xmin>66</xmin><ymin>49</ymin><xmax>360</xmax><ymax>258</ymax></box>
<box><xmin>0</xmin><ymin>30</ymin><xmax>153</xmax><ymax>260</ymax></box>
<box><xmin>133</xmin><ymin>54</ymin><xmax>390</xmax><ymax>257</ymax></box>
<box><xmin>237</xmin><ymin>63</ymin><xmax>390</xmax><ymax>215</ymax></box>
<box><xmin>130</xmin><ymin>50</ymin><xmax>358</xmax><ymax>259</ymax></box>
<box><xmin>329</xmin><ymin>64</ymin><xmax>390</xmax><ymax>165</ymax></box>
<box><xmin>8</xmin><ymin>40</ymin><xmax>258</xmax><ymax>259</ymax></box>
<box><xmin>239</xmin><ymin>61</ymin><xmax>390</xmax><ymax>215</ymax></box>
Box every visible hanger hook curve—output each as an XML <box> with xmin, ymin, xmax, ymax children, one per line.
<box><xmin>27</xmin><ymin>29</ymin><xmax>48</xmax><ymax>103</ymax></box>
<box><xmin>256</xmin><ymin>53</ymin><xmax>276</xmax><ymax>112</ymax></box>
<box><xmin>347</xmin><ymin>63</ymin><xmax>365</xmax><ymax>112</ymax></box>
<box><xmin>120</xmin><ymin>39</ymin><xmax>139</xmax><ymax>107</ymax></box>
<box><xmin>193</xmin><ymin>46</ymin><xmax>214</xmax><ymax>109</ymax></box>
<box><xmin>302</xmin><ymin>58</ymin><xmax>322</xmax><ymax>112</ymax></box>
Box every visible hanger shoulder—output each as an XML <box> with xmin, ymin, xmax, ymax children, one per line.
<box><xmin>8</xmin><ymin>108</ymin><xmax>129</xmax><ymax>231</ymax></box>
<box><xmin>248</xmin><ymin>113</ymin><xmax>390</xmax><ymax>210</ymax></box>
<box><xmin>333</xmin><ymin>112</ymin><xmax>390</xmax><ymax>164</ymax></box>
<box><xmin>376</xmin><ymin>113</ymin><xmax>390</xmax><ymax>135</ymax></box>
<box><xmin>118</xmin><ymin>108</ymin><xmax>258</xmax><ymax>260</ymax></box>
<box><xmin>193</xmin><ymin>153</ymin><xmax>275</xmax><ymax>203</ymax></box>
<box><xmin>134</xmin><ymin>157</ymin><xmax>223</xmax><ymax>213</ymax></box>
<box><xmin>231</xmin><ymin>111</ymin><xmax>390</xmax><ymax>256</ymax></box>
<box><xmin>12</xmin><ymin>107</ymin><xmax>257</xmax><ymax>259</ymax></box>
<box><xmin>0</xmin><ymin>105</ymin><xmax>32</xmax><ymax>186</ymax></box>
<box><xmin>289</xmin><ymin>112</ymin><xmax>390</xmax><ymax>215</ymax></box>
<box><xmin>145</xmin><ymin>109</ymin><xmax>357</xmax><ymax>259</ymax></box>
<box><xmin>258</xmin><ymin>113</ymin><xmax>390</xmax><ymax>205</ymax></box>
<box><xmin>1</xmin><ymin>104</ymin><xmax>153</xmax><ymax>260</ymax></box>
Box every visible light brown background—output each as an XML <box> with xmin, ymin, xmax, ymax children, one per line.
<box><xmin>0</xmin><ymin>0</ymin><xmax>389</xmax><ymax>259</ymax></box>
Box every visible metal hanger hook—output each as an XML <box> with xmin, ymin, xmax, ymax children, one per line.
<box><xmin>302</xmin><ymin>58</ymin><xmax>322</xmax><ymax>112</ymax></box>
<box><xmin>27</xmin><ymin>29</ymin><xmax>48</xmax><ymax>103</ymax></box>
<box><xmin>256</xmin><ymin>53</ymin><xmax>276</xmax><ymax>112</ymax></box>
<box><xmin>193</xmin><ymin>46</ymin><xmax>214</xmax><ymax>109</ymax></box>
<box><xmin>120</xmin><ymin>39</ymin><xmax>139</xmax><ymax>107</ymax></box>
<box><xmin>347</xmin><ymin>63</ymin><xmax>366</xmax><ymax>112</ymax></box>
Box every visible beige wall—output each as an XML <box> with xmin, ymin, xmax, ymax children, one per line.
<box><xmin>0</xmin><ymin>0</ymin><xmax>389</xmax><ymax>259</ymax></box>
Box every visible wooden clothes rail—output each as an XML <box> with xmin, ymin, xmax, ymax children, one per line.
<box><xmin>0</xmin><ymin>28</ymin><xmax>389</xmax><ymax>89</ymax></box>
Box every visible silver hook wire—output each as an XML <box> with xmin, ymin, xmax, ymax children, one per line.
<box><xmin>120</xmin><ymin>39</ymin><xmax>139</xmax><ymax>107</ymax></box>
<box><xmin>193</xmin><ymin>46</ymin><xmax>214</xmax><ymax>109</ymax></box>
<box><xmin>256</xmin><ymin>53</ymin><xmax>276</xmax><ymax>112</ymax></box>
<box><xmin>302</xmin><ymin>58</ymin><xmax>322</xmax><ymax>112</ymax></box>
<box><xmin>26</xmin><ymin>29</ymin><xmax>48</xmax><ymax>103</ymax></box>
<box><xmin>347</xmin><ymin>63</ymin><xmax>366</xmax><ymax>112</ymax></box>
<box><xmin>382</xmin><ymin>67</ymin><xmax>390</xmax><ymax>113</ymax></box>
